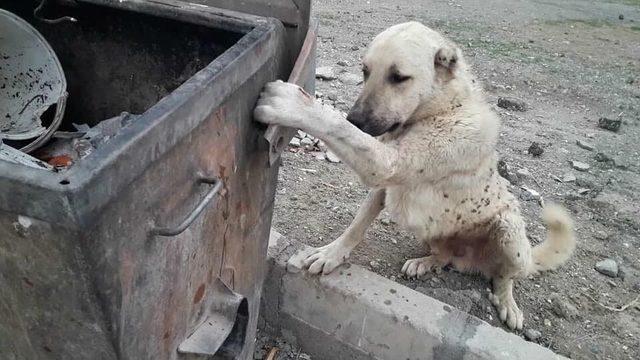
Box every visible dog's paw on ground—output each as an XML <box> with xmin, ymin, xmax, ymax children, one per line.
<box><xmin>401</xmin><ymin>255</ymin><xmax>444</xmax><ymax>278</ymax></box>
<box><xmin>489</xmin><ymin>292</ymin><xmax>524</xmax><ymax>330</ymax></box>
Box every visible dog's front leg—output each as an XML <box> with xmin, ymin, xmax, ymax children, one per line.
<box><xmin>302</xmin><ymin>189</ymin><xmax>385</xmax><ymax>274</ymax></box>
<box><xmin>255</xmin><ymin>81</ymin><xmax>398</xmax><ymax>187</ymax></box>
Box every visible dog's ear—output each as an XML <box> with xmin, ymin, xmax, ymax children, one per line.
<box><xmin>434</xmin><ymin>45</ymin><xmax>459</xmax><ymax>80</ymax></box>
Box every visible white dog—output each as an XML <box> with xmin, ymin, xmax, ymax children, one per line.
<box><xmin>254</xmin><ymin>22</ymin><xmax>575</xmax><ymax>330</ymax></box>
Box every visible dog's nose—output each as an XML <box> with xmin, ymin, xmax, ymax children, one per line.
<box><xmin>346</xmin><ymin>111</ymin><xmax>365</xmax><ymax>130</ymax></box>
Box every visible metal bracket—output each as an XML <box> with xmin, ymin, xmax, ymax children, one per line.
<box><xmin>178</xmin><ymin>277</ymin><xmax>249</xmax><ymax>358</ymax></box>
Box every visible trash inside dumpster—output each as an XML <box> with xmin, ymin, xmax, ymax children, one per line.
<box><xmin>0</xmin><ymin>1</ymin><xmax>315</xmax><ymax>359</ymax></box>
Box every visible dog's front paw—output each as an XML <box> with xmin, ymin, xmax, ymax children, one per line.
<box><xmin>302</xmin><ymin>242</ymin><xmax>351</xmax><ymax>275</ymax></box>
<box><xmin>401</xmin><ymin>256</ymin><xmax>443</xmax><ymax>278</ymax></box>
<box><xmin>254</xmin><ymin>80</ymin><xmax>319</xmax><ymax>129</ymax></box>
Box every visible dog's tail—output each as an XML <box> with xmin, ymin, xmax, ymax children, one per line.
<box><xmin>527</xmin><ymin>204</ymin><xmax>575</xmax><ymax>275</ymax></box>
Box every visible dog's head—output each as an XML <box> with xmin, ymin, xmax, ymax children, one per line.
<box><xmin>347</xmin><ymin>22</ymin><xmax>465</xmax><ymax>136</ymax></box>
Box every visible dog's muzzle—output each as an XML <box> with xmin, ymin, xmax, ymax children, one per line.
<box><xmin>347</xmin><ymin>111</ymin><xmax>399</xmax><ymax>137</ymax></box>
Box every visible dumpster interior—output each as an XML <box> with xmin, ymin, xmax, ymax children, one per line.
<box><xmin>1</xmin><ymin>1</ymin><xmax>244</xmax><ymax>169</ymax></box>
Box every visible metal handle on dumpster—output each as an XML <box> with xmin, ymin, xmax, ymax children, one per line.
<box><xmin>151</xmin><ymin>176</ymin><xmax>222</xmax><ymax>236</ymax></box>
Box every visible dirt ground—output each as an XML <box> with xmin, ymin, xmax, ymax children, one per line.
<box><xmin>270</xmin><ymin>0</ymin><xmax>640</xmax><ymax>359</ymax></box>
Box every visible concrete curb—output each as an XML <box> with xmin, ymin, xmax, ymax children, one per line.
<box><xmin>260</xmin><ymin>230</ymin><xmax>566</xmax><ymax>360</ymax></box>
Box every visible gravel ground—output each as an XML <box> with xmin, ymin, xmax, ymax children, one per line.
<box><xmin>270</xmin><ymin>1</ymin><xmax>640</xmax><ymax>359</ymax></box>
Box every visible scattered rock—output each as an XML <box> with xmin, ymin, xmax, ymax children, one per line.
<box><xmin>524</xmin><ymin>329</ymin><xmax>542</xmax><ymax>341</ymax></box>
<box><xmin>300</xmin><ymin>137</ymin><xmax>314</xmax><ymax>147</ymax></box>
<box><xmin>594</xmin><ymin>152</ymin><xmax>612</xmax><ymax>163</ymax></box>
<box><xmin>326</xmin><ymin>92</ymin><xmax>339</xmax><ymax>101</ymax></box>
<box><xmin>325</xmin><ymin>150</ymin><xmax>341</xmax><ymax>163</ymax></box>
<box><xmin>520</xmin><ymin>186</ymin><xmax>541</xmax><ymax>201</ymax></box>
<box><xmin>315</xmin><ymin>66</ymin><xmax>337</xmax><ymax>80</ymax></box>
<box><xmin>289</xmin><ymin>137</ymin><xmax>301</xmax><ymax>147</ymax></box>
<box><xmin>618</xmin><ymin>266</ymin><xmax>626</xmax><ymax>280</ymax></box>
<box><xmin>516</xmin><ymin>168</ymin><xmax>531</xmax><ymax>178</ymax></box>
<box><xmin>595</xmin><ymin>259</ymin><xmax>619</xmax><ymax>278</ymax></box>
<box><xmin>577</xmin><ymin>188</ymin><xmax>590</xmax><ymax>195</ymax></box>
<box><xmin>594</xmin><ymin>230</ymin><xmax>609</xmax><ymax>240</ymax></box>
<box><xmin>562</xmin><ymin>173</ymin><xmax>576</xmax><ymax>183</ymax></box>
<box><xmin>369</xmin><ymin>260</ymin><xmax>380</xmax><ymax>269</ymax></box>
<box><xmin>543</xmin><ymin>319</ymin><xmax>552</xmax><ymax>327</ymax></box>
<box><xmin>469</xmin><ymin>290</ymin><xmax>482</xmax><ymax>303</ymax></box>
<box><xmin>571</xmin><ymin>160</ymin><xmax>590</xmax><ymax>172</ymax></box>
<box><xmin>550</xmin><ymin>294</ymin><xmax>579</xmax><ymax>319</ymax></box>
<box><xmin>497</xmin><ymin>159</ymin><xmax>510</xmax><ymax>178</ymax></box>
<box><xmin>311</xmin><ymin>151</ymin><xmax>325</xmax><ymax>160</ymax></box>
<box><xmin>598</xmin><ymin>117</ymin><xmax>621</xmax><ymax>132</ymax></box>
<box><xmin>380</xmin><ymin>218</ymin><xmax>391</xmax><ymax>226</ymax></box>
<box><xmin>576</xmin><ymin>139</ymin><xmax>594</xmax><ymax>151</ymax></box>
<box><xmin>612</xmin><ymin>157</ymin><xmax>629</xmax><ymax>170</ymax></box>
<box><xmin>528</xmin><ymin>142</ymin><xmax>544</xmax><ymax>157</ymax></box>
<box><xmin>338</xmin><ymin>72</ymin><xmax>362</xmax><ymax>85</ymax></box>
<box><xmin>351</xmin><ymin>45</ymin><xmax>360</xmax><ymax>51</ymax></box>
<box><xmin>297</xmin><ymin>130</ymin><xmax>307</xmax><ymax>139</ymax></box>
<box><xmin>619</xmin><ymin>14</ymin><xmax>624</xmax><ymax>20</ymax></box>
<box><xmin>497</xmin><ymin>97</ymin><xmax>527</xmax><ymax>111</ymax></box>
<box><xmin>497</xmin><ymin>159</ymin><xmax>519</xmax><ymax>185</ymax></box>
<box><xmin>336</xmin><ymin>60</ymin><xmax>350</xmax><ymax>66</ymax></box>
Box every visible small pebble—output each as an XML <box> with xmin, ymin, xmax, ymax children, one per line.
<box><xmin>516</xmin><ymin>168</ymin><xmax>531</xmax><ymax>178</ymax></box>
<box><xmin>325</xmin><ymin>150</ymin><xmax>341</xmax><ymax>163</ymax></box>
<box><xmin>571</xmin><ymin>161</ymin><xmax>590</xmax><ymax>172</ymax></box>
<box><xmin>528</xmin><ymin>142</ymin><xmax>544</xmax><ymax>157</ymax></box>
<box><xmin>289</xmin><ymin>137</ymin><xmax>301</xmax><ymax>147</ymax></box>
<box><xmin>497</xmin><ymin>97</ymin><xmax>528</xmax><ymax>111</ymax></box>
<box><xmin>598</xmin><ymin>117</ymin><xmax>621</xmax><ymax>132</ymax></box>
<box><xmin>300</xmin><ymin>137</ymin><xmax>314</xmax><ymax>147</ymax></box>
<box><xmin>550</xmin><ymin>294</ymin><xmax>579</xmax><ymax>319</ymax></box>
<box><xmin>524</xmin><ymin>329</ymin><xmax>542</xmax><ymax>341</ymax></box>
<box><xmin>576</xmin><ymin>139</ymin><xmax>594</xmax><ymax>151</ymax></box>
<box><xmin>595</xmin><ymin>259</ymin><xmax>619</xmax><ymax>278</ymax></box>
<box><xmin>594</xmin><ymin>231</ymin><xmax>609</xmax><ymax>240</ymax></box>
<box><xmin>315</xmin><ymin>66</ymin><xmax>337</xmax><ymax>80</ymax></box>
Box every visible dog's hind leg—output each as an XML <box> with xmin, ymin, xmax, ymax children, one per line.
<box><xmin>487</xmin><ymin>211</ymin><xmax>530</xmax><ymax>330</ymax></box>
<box><xmin>304</xmin><ymin>189</ymin><xmax>386</xmax><ymax>274</ymax></box>
<box><xmin>489</xmin><ymin>276</ymin><xmax>523</xmax><ymax>330</ymax></box>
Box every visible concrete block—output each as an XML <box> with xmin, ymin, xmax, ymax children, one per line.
<box><xmin>261</xmin><ymin>233</ymin><xmax>565</xmax><ymax>360</ymax></box>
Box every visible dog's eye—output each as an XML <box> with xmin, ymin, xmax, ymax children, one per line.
<box><xmin>390</xmin><ymin>73</ymin><xmax>411</xmax><ymax>84</ymax></box>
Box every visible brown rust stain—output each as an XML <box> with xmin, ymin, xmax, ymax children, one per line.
<box><xmin>193</xmin><ymin>284</ymin><xmax>206</xmax><ymax>304</ymax></box>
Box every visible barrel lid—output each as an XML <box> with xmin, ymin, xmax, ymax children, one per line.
<box><xmin>0</xmin><ymin>9</ymin><xmax>67</xmax><ymax>152</ymax></box>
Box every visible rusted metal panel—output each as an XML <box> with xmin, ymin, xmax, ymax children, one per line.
<box><xmin>187</xmin><ymin>0</ymin><xmax>309</xmax><ymax>27</ymax></box>
<box><xmin>0</xmin><ymin>211</ymin><xmax>117</xmax><ymax>359</ymax></box>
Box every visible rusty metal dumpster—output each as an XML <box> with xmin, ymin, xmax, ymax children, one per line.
<box><xmin>0</xmin><ymin>0</ymin><xmax>315</xmax><ymax>359</ymax></box>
